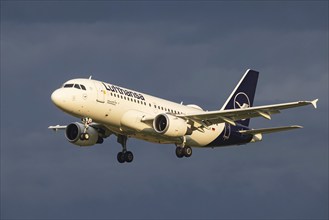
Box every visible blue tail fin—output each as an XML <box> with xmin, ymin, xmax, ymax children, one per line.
<box><xmin>220</xmin><ymin>69</ymin><xmax>259</xmax><ymax>127</ymax></box>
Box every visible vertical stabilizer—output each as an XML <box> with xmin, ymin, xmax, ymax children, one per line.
<box><xmin>220</xmin><ymin>69</ymin><xmax>259</xmax><ymax>127</ymax></box>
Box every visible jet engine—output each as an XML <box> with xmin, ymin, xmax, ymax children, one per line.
<box><xmin>153</xmin><ymin>114</ymin><xmax>192</xmax><ymax>137</ymax></box>
<box><xmin>65</xmin><ymin>122</ymin><xmax>102</xmax><ymax>146</ymax></box>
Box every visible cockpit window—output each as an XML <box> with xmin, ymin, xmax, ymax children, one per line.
<box><xmin>64</xmin><ymin>84</ymin><xmax>74</xmax><ymax>88</ymax></box>
<box><xmin>63</xmin><ymin>83</ymin><xmax>87</xmax><ymax>90</ymax></box>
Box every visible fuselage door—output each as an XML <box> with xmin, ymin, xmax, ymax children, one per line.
<box><xmin>94</xmin><ymin>82</ymin><xmax>106</xmax><ymax>103</ymax></box>
<box><xmin>223</xmin><ymin>123</ymin><xmax>231</xmax><ymax>140</ymax></box>
<box><xmin>152</xmin><ymin>102</ymin><xmax>158</xmax><ymax>114</ymax></box>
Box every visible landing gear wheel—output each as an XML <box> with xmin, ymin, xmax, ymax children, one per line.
<box><xmin>83</xmin><ymin>133</ymin><xmax>90</xmax><ymax>140</ymax></box>
<box><xmin>125</xmin><ymin>151</ymin><xmax>134</xmax><ymax>163</ymax></box>
<box><xmin>183</xmin><ymin>146</ymin><xmax>192</xmax><ymax>157</ymax></box>
<box><xmin>80</xmin><ymin>133</ymin><xmax>89</xmax><ymax>140</ymax></box>
<box><xmin>117</xmin><ymin>151</ymin><xmax>134</xmax><ymax>163</ymax></box>
<box><xmin>117</xmin><ymin>135</ymin><xmax>134</xmax><ymax>164</ymax></box>
<box><xmin>117</xmin><ymin>152</ymin><xmax>125</xmax><ymax>163</ymax></box>
<box><xmin>175</xmin><ymin>147</ymin><xmax>184</xmax><ymax>158</ymax></box>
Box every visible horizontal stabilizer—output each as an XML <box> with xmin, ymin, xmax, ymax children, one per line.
<box><xmin>239</xmin><ymin>125</ymin><xmax>302</xmax><ymax>135</ymax></box>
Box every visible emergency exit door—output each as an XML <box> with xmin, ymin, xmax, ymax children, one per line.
<box><xmin>94</xmin><ymin>82</ymin><xmax>106</xmax><ymax>103</ymax></box>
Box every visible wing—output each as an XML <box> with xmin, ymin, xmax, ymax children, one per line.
<box><xmin>180</xmin><ymin>99</ymin><xmax>318</xmax><ymax>127</ymax></box>
<box><xmin>48</xmin><ymin>125</ymin><xmax>66</xmax><ymax>131</ymax></box>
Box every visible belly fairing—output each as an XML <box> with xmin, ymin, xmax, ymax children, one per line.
<box><xmin>185</xmin><ymin>123</ymin><xmax>225</xmax><ymax>147</ymax></box>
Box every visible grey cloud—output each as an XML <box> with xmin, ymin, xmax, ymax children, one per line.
<box><xmin>2</xmin><ymin>1</ymin><xmax>327</xmax><ymax>31</ymax></box>
<box><xmin>1</xmin><ymin>1</ymin><xmax>328</xmax><ymax>219</ymax></box>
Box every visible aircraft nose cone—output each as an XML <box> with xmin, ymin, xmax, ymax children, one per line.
<box><xmin>51</xmin><ymin>89</ymin><xmax>65</xmax><ymax>108</ymax></box>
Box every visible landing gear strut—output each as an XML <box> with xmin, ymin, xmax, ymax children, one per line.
<box><xmin>117</xmin><ymin>135</ymin><xmax>134</xmax><ymax>163</ymax></box>
<box><xmin>80</xmin><ymin>117</ymin><xmax>93</xmax><ymax>140</ymax></box>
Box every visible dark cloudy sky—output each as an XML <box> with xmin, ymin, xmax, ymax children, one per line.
<box><xmin>1</xmin><ymin>1</ymin><xmax>328</xmax><ymax>219</ymax></box>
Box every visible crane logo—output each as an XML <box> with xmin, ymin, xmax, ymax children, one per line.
<box><xmin>234</xmin><ymin>92</ymin><xmax>250</xmax><ymax>109</ymax></box>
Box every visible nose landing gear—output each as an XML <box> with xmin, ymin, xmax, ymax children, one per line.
<box><xmin>80</xmin><ymin>133</ymin><xmax>90</xmax><ymax>140</ymax></box>
<box><xmin>80</xmin><ymin>117</ymin><xmax>93</xmax><ymax>140</ymax></box>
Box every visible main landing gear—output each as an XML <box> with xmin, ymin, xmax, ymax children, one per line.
<box><xmin>117</xmin><ymin>135</ymin><xmax>134</xmax><ymax>163</ymax></box>
<box><xmin>175</xmin><ymin>136</ymin><xmax>192</xmax><ymax>158</ymax></box>
<box><xmin>175</xmin><ymin>146</ymin><xmax>192</xmax><ymax>158</ymax></box>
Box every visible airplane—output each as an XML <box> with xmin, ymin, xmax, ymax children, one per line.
<box><xmin>49</xmin><ymin>69</ymin><xmax>318</xmax><ymax>163</ymax></box>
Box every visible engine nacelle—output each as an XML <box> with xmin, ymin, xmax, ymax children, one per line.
<box><xmin>153</xmin><ymin>114</ymin><xmax>191</xmax><ymax>137</ymax></box>
<box><xmin>65</xmin><ymin>122</ymin><xmax>100</xmax><ymax>146</ymax></box>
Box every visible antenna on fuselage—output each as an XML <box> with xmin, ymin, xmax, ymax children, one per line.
<box><xmin>88</xmin><ymin>76</ymin><xmax>92</xmax><ymax>80</ymax></box>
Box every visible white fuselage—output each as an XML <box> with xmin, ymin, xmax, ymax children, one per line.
<box><xmin>51</xmin><ymin>78</ymin><xmax>225</xmax><ymax>147</ymax></box>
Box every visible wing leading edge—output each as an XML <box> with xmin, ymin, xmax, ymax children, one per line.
<box><xmin>180</xmin><ymin>99</ymin><xmax>318</xmax><ymax>127</ymax></box>
<box><xmin>48</xmin><ymin>125</ymin><xmax>66</xmax><ymax>131</ymax></box>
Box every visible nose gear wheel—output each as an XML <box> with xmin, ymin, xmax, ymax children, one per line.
<box><xmin>80</xmin><ymin>133</ymin><xmax>90</xmax><ymax>140</ymax></box>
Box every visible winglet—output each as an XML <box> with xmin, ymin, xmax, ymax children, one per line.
<box><xmin>291</xmin><ymin>125</ymin><xmax>303</xmax><ymax>129</ymax></box>
<box><xmin>311</xmin><ymin>99</ymin><xmax>318</xmax><ymax>109</ymax></box>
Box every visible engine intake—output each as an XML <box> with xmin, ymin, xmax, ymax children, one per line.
<box><xmin>65</xmin><ymin>122</ymin><xmax>100</xmax><ymax>146</ymax></box>
<box><xmin>153</xmin><ymin>114</ymin><xmax>191</xmax><ymax>137</ymax></box>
